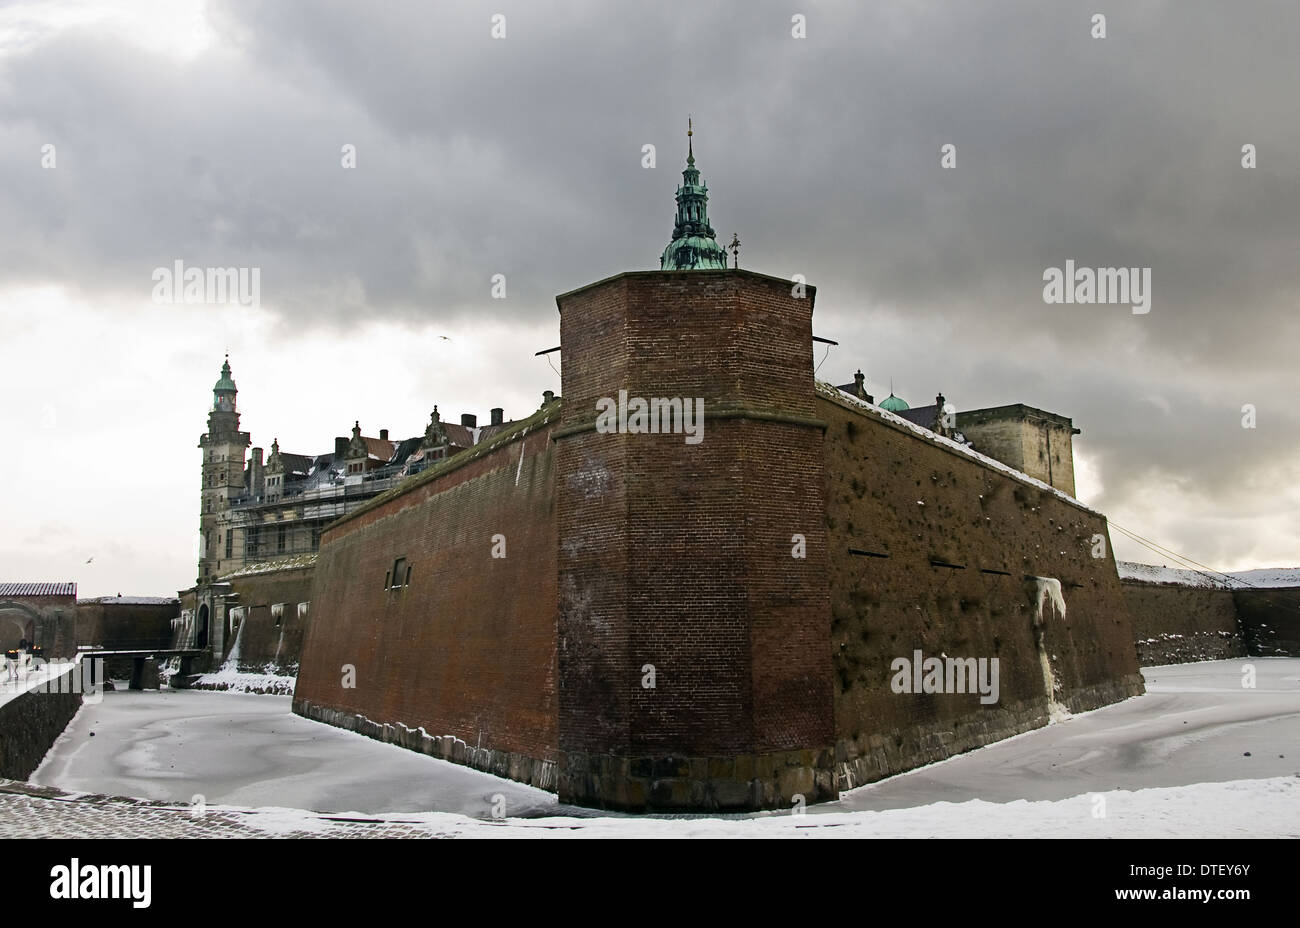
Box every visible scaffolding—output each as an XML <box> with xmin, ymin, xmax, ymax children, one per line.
<box><xmin>225</xmin><ymin>459</ymin><xmax>435</xmax><ymax>565</ymax></box>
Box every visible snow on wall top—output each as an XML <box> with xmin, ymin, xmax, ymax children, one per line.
<box><xmin>1116</xmin><ymin>562</ymin><xmax>1227</xmax><ymax>589</ymax></box>
<box><xmin>79</xmin><ymin>596</ymin><xmax>178</xmax><ymax>605</ymax></box>
<box><xmin>1117</xmin><ymin>561</ymin><xmax>1300</xmax><ymax>590</ymax></box>
<box><xmin>816</xmin><ymin>381</ymin><xmax>1102</xmax><ymax>517</ymax></box>
<box><xmin>1226</xmin><ymin>567</ymin><xmax>1300</xmax><ymax>589</ymax></box>
<box><xmin>220</xmin><ymin>553</ymin><xmax>318</xmax><ymax>580</ymax></box>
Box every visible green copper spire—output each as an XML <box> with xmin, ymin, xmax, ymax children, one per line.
<box><xmin>660</xmin><ymin>118</ymin><xmax>728</xmax><ymax>271</ymax></box>
<box><xmin>212</xmin><ymin>354</ymin><xmax>237</xmax><ymax>413</ymax></box>
<box><xmin>213</xmin><ymin>355</ymin><xmax>236</xmax><ymax>394</ymax></box>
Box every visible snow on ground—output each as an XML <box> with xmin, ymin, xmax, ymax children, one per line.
<box><xmin>201</xmin><ymin>775</ymin><xmax>1300</xmax><ymax>838</ymax></box>
<box><xmin>835</xmin><ymin>659</ymin><xmax>1300</xmax><ymax>811</ymax></box>
<box><xmin>29</xmin><ymin>659</ymin><xmax>1300</xmax><ymax>837</ymax></box>
<box><xmin>190</xmin><ymin>666</ymin><xmax>296</xmax><ymax>695</ymax></box>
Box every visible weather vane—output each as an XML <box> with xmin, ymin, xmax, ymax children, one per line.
<box><xmin>728</xmin><ymin>233</ymin><xmax>740</xmax><ymax>269</ymax></box>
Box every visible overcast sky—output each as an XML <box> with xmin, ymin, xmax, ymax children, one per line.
<box><xmin>1</xmin><ymin>0</ymin><xmax>1297</xmax><ymax>596</ymax></box>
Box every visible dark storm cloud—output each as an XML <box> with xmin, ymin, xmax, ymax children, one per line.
<box><xmin>1</xmin><ymin>0</ymin><xmax>1296</xmax><ymax>563</ymax></box>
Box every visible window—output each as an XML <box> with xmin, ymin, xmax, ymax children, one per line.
<box><xmin>310</xmin><ymin>527</ymin><xmax>321</xmax><ymax>551</ymax></box>
<box><xmin>387</xmin><ymin>557</ymin><xmax>409</xmax><ymax>589</ymax></box>
<box><xmin>277</xmin><ymin>523</ymin><xmax>286</xmax><ymax>552</ymax></box>
<box><xmin>225</xmin><ymin>532</ymin><xmax>233</xmax><ymax>558</ymax></box>
<box><xmin>271</xmin><ymin>603</ymin><xmax>284</xmax><ymax>627</ymax></box>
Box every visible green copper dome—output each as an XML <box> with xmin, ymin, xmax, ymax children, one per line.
<box><xmin>879</xmin><ymin>393</ymin><xmax>909</xmax><ymax>412</ymax></box>
<box><xmin>660</xmin><ymin>120</ymin><xmax>728</xmax><ymax>271</ymax></box>
<box><xmin>213</xmin><ymin>357</ymin><xmax>236</xmax><ymax>394</ymax></box>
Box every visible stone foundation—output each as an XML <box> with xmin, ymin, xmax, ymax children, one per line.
<box><xmin>294</xmin><ymin>699</ymin><xmax>557</xmax><ymax>791</ymax></box>
<box><xmin>560</xmin><ymin>747</ymin><xmax>837</xmax><ymax>812</ymax></box>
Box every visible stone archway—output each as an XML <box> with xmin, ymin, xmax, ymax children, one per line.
<box><xmin>196</xmin><ymin>604</ymin><xmax>209</xmax><ymax>650</ymax></box>
<box><xmin>0</xmin><ymin>602</ymin><xmax>41</xmax><ymax>650</ymax></box>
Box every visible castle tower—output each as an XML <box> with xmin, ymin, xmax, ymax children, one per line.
<box><xmin>264</xmin><ymin>438</ymin><xmax>284</xmax><ymax>501</ymax></box>
<box><xmin>555</xmin><ymin>152</ymin><xmax>836</xmax><ymax>808</ymax></box>
<box><xmin>659</xmin><ymin>120</ymin><xmax>729</xmax><ymax>270</ymax></box>
<box><xmin>197</xmin><ymin>356</ymin><xmax>250</xmax><ymax>583</ymax></box>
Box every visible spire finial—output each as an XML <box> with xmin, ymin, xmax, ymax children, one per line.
<box><xmin>687</xmin><ymin>115</ymin><xmax>694</xmax><ymax>165</ymax></box>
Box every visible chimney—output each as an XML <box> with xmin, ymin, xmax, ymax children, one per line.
<box><xmin>490</xmin><ymin>408</ymin><xmax>503</xmax><ymax>427</ymax></box>
<box><xmin>461</xmin><ymin>413</ymin><xmax>477</xmax><ymax>428</ymax></box>
<box><xmin>335</xmin><ymin>437</ymin><xmax>348</xmax><ymax>458</ymax></box>
<box><xmin>543</xmin><ymin>390</ymin><xmax>555</xmax><ymax>406</ymax></box>
<box><xmin>251</xmin><ymin>447</ymin><xmax>263</xmax><ymax>467</ymax></box>
<box><xmin>854</xmin><ymin>370</ymin><xmax>865</xmax><ymax>394</ymax></box>
<box><xmin>379</xmin><ymin>428</ymin><xmax>389</xmax><ymax>441</ymax></box>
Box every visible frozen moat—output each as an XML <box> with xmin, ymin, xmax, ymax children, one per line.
<box><xmin>28</xmin><ymin>659</ymin><xmax>1300</xmax><ymax>824</ymax></box>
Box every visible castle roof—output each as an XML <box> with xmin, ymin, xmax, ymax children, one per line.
<box><xmin>0</xmin><ymin>581</ymin><xmax>76</xmax><ymax>597</ymax></box>
<box><xmin>213</xmin><ymin>357</ymin><xmax>236</xmax><ymax>394</ymax></box>
<box><xmin>360</xmin><ymin>436</ymin><xmax>396</xmax><ymax>461</ymax></box>
<box><xmin>893</xmin><ymin>403</ymin><xmax>935</xmax><ymax>427</ymax></box>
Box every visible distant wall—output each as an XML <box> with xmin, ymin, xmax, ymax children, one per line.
<box><xmin>1121</xmin><ymin>582</ymin><xmax>1245</xmax><ymax>665</ymax></box>
<box><xmin>219</xmin><ymin>566</ymin><xmax>314</xmax><ymax>674</ymax></box>
<box><xmin>0</xmin><ymin>595</ymin><xmax>76</xmax><ymax>659</ymax></box>
<box><xmin>821</xmin><ymin>390</ymin><xmax>1143</xmax><ymax>790</ymax></box>
<box><xmin>1234</xmin><ymin>588</ymin><xmax>1300</xmax><ymax>657</ymax></box>
<box><xmin>293</xmin><ymin>414</ymin><xmax>559</xmax><ymax>789</ymax></box>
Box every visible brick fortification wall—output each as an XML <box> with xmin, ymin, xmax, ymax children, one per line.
<box><xmin>554</xmin><ymin>270</ymin><xmax>835</xmax><ymax>812</ymax></box>
<box><xmin>290</xmin><ymin>267</ymin><xmax>1149</xmax><ymax>812</ymax></box>
<box><xmin>822</xmin><ymin>391</ymin><xmax>1144</xmax><ymax>790</ymax></box>
<box><xmin>292</xmin><ymin>414</ymin><xmax>559</xmax><ymax>790</ymax></box>
<box><xmin>1122</xmin><ymin>581</ymin><xmax>1245</xmax><ymax>665</ymax></box>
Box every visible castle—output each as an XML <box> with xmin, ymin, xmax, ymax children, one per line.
<box><xmin>7</xmin><ymin>130</ymin><xmax>1294</xmax><ymax>804</ymax></box>
<box><xmin>281</xmin><ymin>132</ymin><xmax>1144</xmax><ymax>811</ymax></box>
<box><xmin>183</xmin><ymin>362</ymin><xmax>528</xmax><ymax>662</ymax></box>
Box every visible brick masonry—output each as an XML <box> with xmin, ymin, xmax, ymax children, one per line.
<box><xmin>821</xmin><ymin>391</ymin><xmax>1145</xmax><ymax>789</ymax></box>
<box><xmin>292</xmin><ymin>413</ymin><xmax>560</xmax><ymax>790</ymax></box>
<box><xmin>554</xmin><ymin>271</ymin><xmax>836</xmax><ymax>812</ymax></box>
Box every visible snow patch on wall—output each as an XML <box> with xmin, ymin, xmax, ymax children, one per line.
<box><xmin>1029</xmin><ymin>577</ymin><xmax>1071</xmax><ymax>723</ymax></box>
